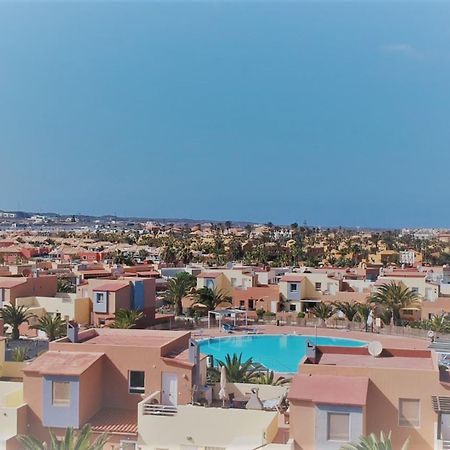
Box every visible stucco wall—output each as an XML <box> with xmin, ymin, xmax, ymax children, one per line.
<box><xmin>137</xmin><ymin>404</ymin><xmax>277</xmax><ymax>449</ymax></box>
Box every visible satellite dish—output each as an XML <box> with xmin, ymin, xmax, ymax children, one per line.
<box><xmin>368</xmin><ymin>341</ymin><xmax>383</xmax><ymax>357</ymax></box>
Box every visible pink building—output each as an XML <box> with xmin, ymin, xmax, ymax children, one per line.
<box><xmin>22</xmin><ymin>328</ymin><xmax>203</xmax><ymax>448</ymax></box>
<box><xmin>0</xmin><ymin>275</ymin><xmax>57</xmax><ymax>306</ymax></box>
<box><xmin>76</xmin><ymin>277</ymin><xmax>156</xmax><ymax>326</ymax></box>
<box><xmin>288</xmin><ymin>345</ymin><xmax>450</xmax><ymax>450</ymax></box>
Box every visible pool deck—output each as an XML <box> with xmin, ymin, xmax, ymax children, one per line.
<box><xmin>194</xmin><ymin>324</ymin><xmax>430</xmax><ymax>350</ymax></box>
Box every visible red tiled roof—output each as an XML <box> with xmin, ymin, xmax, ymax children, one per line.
<box><xmin>93</xmin><ymin>282</ymin><xmax>129</xmax><ymax>292</ymax></box>
<box><xmin>198</xmin><ymin>272</ymin><xmax>222</xmax><ymax>278</ymax></box>
<box><xmin>280</xmin><ymin>275</ymin><xmax>305</xmax><ymax>283</ymax></box>
<box><xmin>24</xmin><ymin>351</ymin><xmax>104</xmax><ymax>376</ymax></box>
<box><xmin>90</xmin><ymin>408</ymin><xmax>137</xmax><ymax>435</ymax></box>
<box><xmin>289</xmin><ymin>374</ymin><xmax>369</xmax><ymax>406</ymax></box>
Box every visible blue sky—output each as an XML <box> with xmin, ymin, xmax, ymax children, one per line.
<box><xmin>1</xmin><ymin>2</ymin><xmax>450</xmax><ymax>227</ymax></box>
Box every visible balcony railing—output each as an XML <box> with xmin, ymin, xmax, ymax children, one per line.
<box><xmin>142</xmin><ymin>404</ymin><xmax>177</xmax><ymax>416</ymax></box>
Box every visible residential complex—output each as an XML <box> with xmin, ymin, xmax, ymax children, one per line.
<box><xmin>0</xmin><ymin>225</ymin><xmax>450</xmax><ymax>449</ymax></box>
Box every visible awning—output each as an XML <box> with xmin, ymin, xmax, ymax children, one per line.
<box><xmin>432</xmin><ymin>396</ymin><xmax>450</xmax><ymax>413</ymax></box>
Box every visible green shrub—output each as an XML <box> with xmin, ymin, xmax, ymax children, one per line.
<box><xmin>11</xmin><ymin>347</ymin><xmax>27</xmax><ymax>362</ymax></box>
<box><xmin>263</xmin><ymin>311</ymin><xmax>276</xmax><ymax>318</ymax></box>
<box><xmin>256</xmin><ymin>308</ymin><xmax>265</xmax><ymax>319</ymax></box>
<box><xmin>297</xmin><ymin>312</ymin><xmax>305</xmax><ymax>318</ymax></box>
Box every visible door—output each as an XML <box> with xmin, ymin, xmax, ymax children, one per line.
<box><xmin>162</xmin><ymin>372</ymin><xmax>178</xmax><ymax>406</ymax></box>
<box><xmin>271</xmin><ymin>301</ymin><xmax>278</xmax><ymax>313</ymax></box>
<box><xmin>442</xmin><ymin>414</ymin><xmax>450</xmax><ymax>440</ymax></box>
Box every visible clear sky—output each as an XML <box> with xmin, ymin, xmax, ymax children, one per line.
<box><xmin>1</xmin><ymin>1</ymin><xmax>450</xmax><ymax>228</ymax></box>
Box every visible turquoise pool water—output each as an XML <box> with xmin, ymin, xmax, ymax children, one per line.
<box><xmin>198</xmin><ymin>334</ymin><xmax>367</xmax><ymax>373</ymax></box>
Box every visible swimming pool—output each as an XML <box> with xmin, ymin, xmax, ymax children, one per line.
<box><xmin>198</xmin><ymin>334</ymin><xmax>367</xmax><ymax>373</ymax></box>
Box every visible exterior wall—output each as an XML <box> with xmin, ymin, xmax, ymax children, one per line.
<box><xmin>299</xmin><ymin>364</ymin><xmax>440</xmax><ymax>450</ymax></box>
<box><xmin>78</xmin><ymin>357</ymin><xmax>103</xmax><ymax>425</ymax></box>
<box><xmin>378</xmin><ymin>276</ymin><xmax>437</xmax><ymax>299</ymax></box>
<box><xmin>42</xmin><ymin>376</ymin><xmax>79</xmax><ymax>428</ymax></box>
<box><xmin>50</xmin><ymin>337</ymin><xmax>194</xmax><ymax>410</ymax></box>
<box><xmin>232</xmin><ymin>285</ymin><xmax>280</xmax><ymax>312</ymax></box>
<box><xmin>16</xmin><ymin>295</ymin><xmax>90</xmax><ymax>323</ymax></box>
<box><xmin>1</xmin><ymin>276</ymin><xmax>57</xmax><ymax>305</ymax></box>
<box><xmin>421</xmin><ymin>297</ymin><xmax>450</xmax><ymax>320</ymax></box>
<box><xmin>314</xmin><ymin>404</ymin><xmax>363</xmax><ymax>450</ymax></box>
<box><xmin>289</xmin><ymin>400</ymin><xmax>315</xmax><ymax>450</ymax></box>
<box><xmin>137</xmin><ymin>404</ymin><xmax>278</xmax><ymax>450</ymax></box>
<box><xmin>196</xmin><ymin>274</ymin><xmax>227</xmax><ymax>293</ymax></box>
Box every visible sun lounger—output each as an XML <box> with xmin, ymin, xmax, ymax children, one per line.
<box><xmin>246</xmin><ymin>327</ymin><xmax>261</xmax><ymax>334</ymax></box>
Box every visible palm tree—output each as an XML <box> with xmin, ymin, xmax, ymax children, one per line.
<box><xmin>18</xmin><ymin>424</ymin><xmax>109</xmax><ymax>450</ymax></box>
<box><xmin>57</xmin><ymin>278</ymin><xmax>76</xmax><ymax>293</ymax></box>
<box><xmin>31</xmin><ymin>314</ymin><xmax>67</xmax><ymax>341</ymax></box>
<box><xmin>255</xmin><ymin>370</ymin><xmax>291</xmax><ymax>386</ymax></box>
<box><xmin>426</xmin><ymin>314</ymin><xmax>450</xmax><ymax>333</ymax></box>
<box><xmin>194</xmin><ymin>287</ymin><xmax>232</xmax><ymax>311</ymax></box>
<box><xmin>370</xmin><ymin>281</ymin><xmax>420</xmax><ymax>325</ymax></box>
<box><xmin>355</xmin><ymin>303</ymin><xmax>372</xmax><ymax>323</ymax></box>
<box><xmin>312</xmin><ymin>303</ymin><xmax>334</xmax><ymax>322</ymax></box>
<box><xmin>164</xmin><ymin>272</ymin><xmax>197</xmax><ymax>316</ymax></box>
<box><xmin>341</xmin><ymin>431</ymin><xmax>409</xmax><ymax>450</ymax></box>
<box><xmin>333</xmin><ymin>301</ymin><xmax>360</xmax><ymax>322</ymax></box>
<box><xmin>0</xmin><ymin>304</ymin><xmax>34</xmax><ymax>340</ymax></box>
<box><xmin>110</xmin><ymin>309</ymin><xmax>145</xmax><ymax>329</ymax></box>
<box><xmin>211</xmin><ymin>353</ymin><xmax>265</xmax><ymax>383</ymax></box>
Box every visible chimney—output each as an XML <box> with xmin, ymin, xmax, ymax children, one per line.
<box><xmin>67</xmin><ymin>321</ymin><xmax>79</xmax><ymax>343</ymax></box>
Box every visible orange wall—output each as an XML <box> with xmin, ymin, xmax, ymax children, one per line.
<box><xmin>50</xmin><ymin>336</ymin><xmax>194</xmax><ymax>409</ymax></box>
<box><xmin>6</xmin><ymin>276</ymin><xmax>57</xmax><ymax>305</ymax></box>
<box><xmin>297</xmin><ymin>363</ymin><xmax>450</xmax><ymax>450</ymax></box>
<box><xmin>79</xmin><ymin>357</ymin><xmax>104</xmax><ymax>424</ymax></box>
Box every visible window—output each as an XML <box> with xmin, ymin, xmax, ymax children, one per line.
<box><xmin>52</xmin><ymin>381</ymin><xmax>70</xmax><ymax>406</ymax></box>
<box><xmin>129</xmin><ymin>371</ymin><xmax>145</xmax><ymax>394</ymax></box>
<box><xmin>205</xmin><ymin>279</ymin><xmax>214</xmax><ymax>289</ymax></box>
<box><xmin>290</xmin><ymin>304</ymin><xmax>297</xmax><ymax>312</ymax></box>
<box><xmin>120</xmin><ymin>442</ymin><xmax>137</xmax><ymax>450</ymax></box>
<box><xmin>231</xmin><ymin>278</ymin><xmax>237</xmax><ymax>287</ymax></box>
<box><xmin>411</xmin><ymin>287</ymin><xmax>419</xmax><ymax>294</ymax></box>
<box><xmin>399</xmin><ymin>399</ymin><xmax>420</xmax><ymax>427</ymax></box>
<box><xmin>327</xmin><ymin>412</ymin><xmax>350</xmax><ymax>441</ymax></box>
<box><xmin>95</xmin><ymin>292</ymin><xmax>105</xmax><ymax>304</ymax></box>
<box><xmin>315</xmin><ymin>282</ymin><xmax>322</xmax><ymax>291</ymax></box>
<box><xmin>290</xmin><ymin>283</ymin><xmax>298</xmax><ymax>293</ymax></box>
<box><xmin>0</xmin><ymin>288</ymin><xmax>4</xmax><ymax>305</ymax></box>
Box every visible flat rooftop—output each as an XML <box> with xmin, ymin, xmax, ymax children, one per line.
<box><xmin>61</xmin><ymin>328</ymin><xmax>191</xmax><ymax>348</ymax></box>
<box><xmin>311</xmin><ymin>346</ymin><xmax>434</xmax><ymax>370</ymax></box>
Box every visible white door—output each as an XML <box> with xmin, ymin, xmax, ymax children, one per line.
<box><xmin>271</xmin><ymin>301</ymin><xmax>278</xmax><ymax>313</ymax></box>
<box><xmin>442</xmin><ymin>414</ymin><xmax>450</xmax><ymax>440</ymax></box>
<box><xmin>162</xmin><ymin>372</ymin><xmax>178</xmax><ymax>406</ymax></box>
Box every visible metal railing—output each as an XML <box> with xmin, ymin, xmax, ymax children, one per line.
<box><xmin>142</xmin><ymin>404</ymin><xmax>178</xmax><ymax>416</ymax></box>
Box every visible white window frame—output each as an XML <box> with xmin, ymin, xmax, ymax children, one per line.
<box><xmin>290</xmin><ymin>283</ymin><xmax>298</xmax><ymax>293</ymax></box>
<box><xmin>315</xmin><ymin>282</ymin><xmax>322</xmax><ymax>291</ymax></box>
<box><xmin>128</xmin><ymin>370</ymin><xmax>145</xmax><ymax>395</ymax></box>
